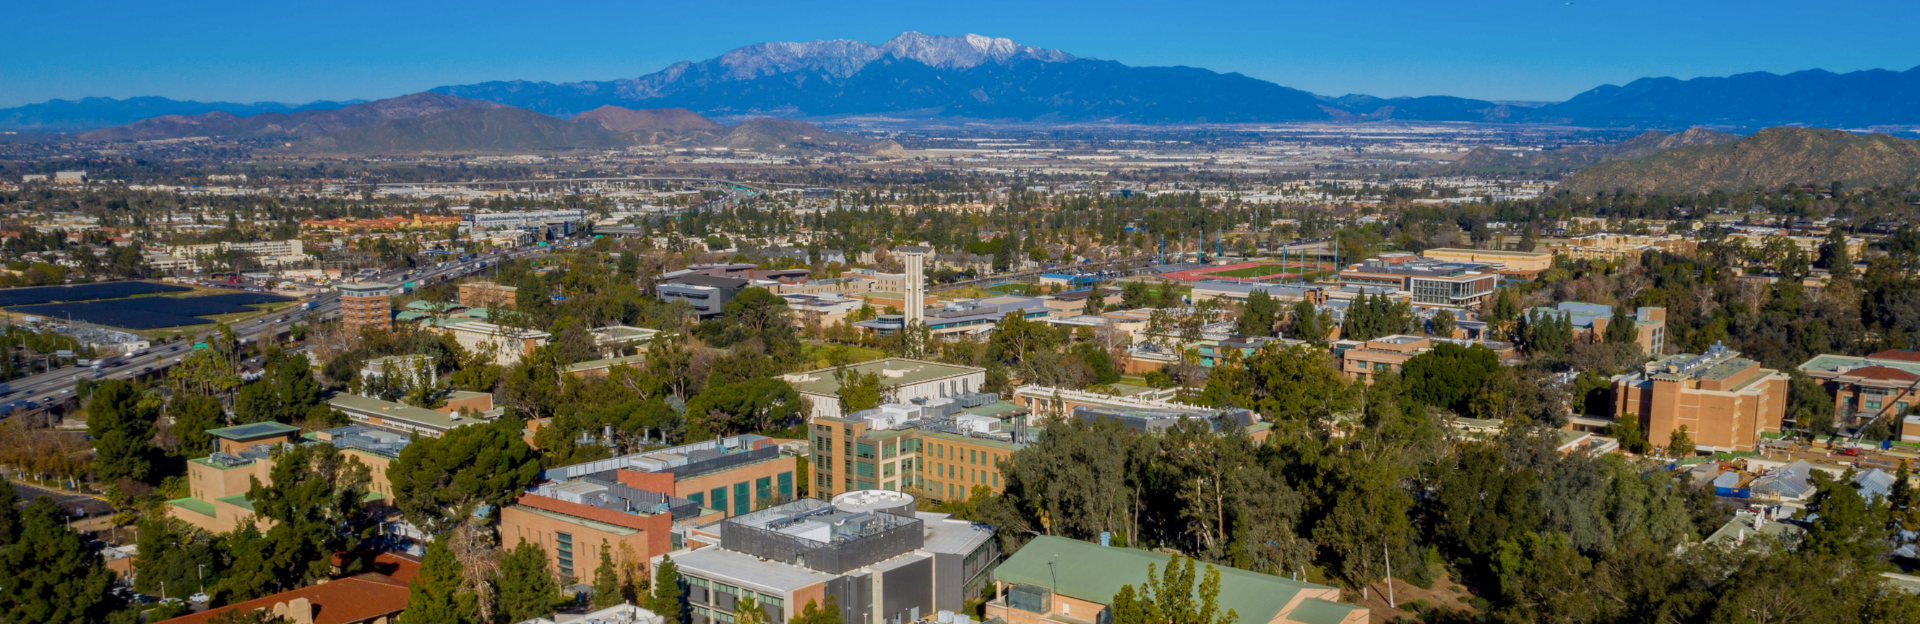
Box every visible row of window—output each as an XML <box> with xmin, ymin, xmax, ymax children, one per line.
<box><xmin>684</xmin><ymin>473</ymin><xmax>794</xmax><ymax>516</ymax></box>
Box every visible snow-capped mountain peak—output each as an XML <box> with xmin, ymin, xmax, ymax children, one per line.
<box><xmin>878</xmin><ymin>32</ymin><xmax>1076</xmax><ymax>69</ymax></box>
<box><xmin>702</xmin><ymin>32</ymin><xmax>1074</xmax><ymax>81</ymax></box>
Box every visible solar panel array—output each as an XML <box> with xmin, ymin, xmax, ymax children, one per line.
<box><xmin>11</xmin><ymin>292</ymin><xmax>298</xmax><ymax>330</ymax></box>
<box><xmin>0</xmin><ymin>282</ymin><xmax>191</xmax><ymax>307</ymax></box>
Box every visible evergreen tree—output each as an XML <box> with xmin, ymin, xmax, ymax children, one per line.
<box><xmin>0</xmin><ymin>498</ymin><xmax>126</xmax><ymax>623</ymax></box>
<box><xmin>1668</xmin><ymin>425</ymin><xmax>1696</xmax><ymax>457</ymax></box>
<box><xmin>1803</xmin><ymin>469</ymin><xmax>1890</xmax><ymax>561</ymax></box>
<box><xmin>87</xmin><ymin>379</ymin><xmax>158</xmax><ymax>483</ymax></box>
<box><xmin>649</xmin><ymin>555</ymin><xmax>684</xmax><ymax>624</ymax></box>
<box><xmin>169</xmin><ymin>393</ymin><xmax>226</xmax><ymax>456</ymax></box>
<box><xmin>398</xmin><ymin>540</ymin><xmax>479</xmax><ymax>624</ymax></box>
<box><xmin>1820</xmin><ymin>228</ymin><xmax>1854</xmax><ymax>279</ymax></box>
<box><xmin>593</xmin><ymin>541</ymin><xmax>622</xmax><ymax>609</ymax></box>
<box><xmin>1084</xmin><ymin>287</ymin><xmax>1106</xmax><ymax>316</ymax></box>
<box><xmin>1235</xmin><ymin>289</ymin><xmax>1277</xmax><ymax>338</ymax></box>
<box><xmin>494</xmin><ymin>541</ymin><xmax>560</xmax><ymax>624</ymax></box>
<box><xmin>1430</xmin><ymin>309</ymin><xmax>1457</xmax><ymax>338</ymax></box>
<box><xmin>247</xmin><ymin>442</ymin><xmax>373</xmax><ymax>590</ymax></box>
<box><xmin>389</xmin><ymin>419</ymin><xmax>541</xmax><ymax>535</ymax></box>
<box><xmin>1605</xmin><ymin>304</ymin><xmax>1636</xmax><ymax>345</ymax></box>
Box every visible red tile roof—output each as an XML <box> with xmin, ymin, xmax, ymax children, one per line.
<box><xmin>157</xmin><ymin>576</ymin><xmax>408</xmax><ymax>624</ymax></box>
<box><xmin>1843</xmin><ymin>366</ymin><xmax>1920</xmax><ymax>382</ymax></box>
<box><xmin>1870</xmin><ymin>350</ymin><xmax>1920</xmax><ymax>363</ymax></box>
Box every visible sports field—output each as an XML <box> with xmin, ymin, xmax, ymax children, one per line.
<box><xmin>1163</xmin><ymin>261</ymin><xmax>1337</xmax><ymax>282</ymax></box>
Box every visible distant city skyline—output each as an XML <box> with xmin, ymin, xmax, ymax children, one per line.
<box><xmin>4</xmin><ymin>0</ymin><xmax>1915</xmax><ymax>109</ymax></box>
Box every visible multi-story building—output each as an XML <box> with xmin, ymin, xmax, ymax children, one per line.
<box><xmin>442</xmin><ymin>321</ymin><xmax>550</xmax><ymax>366</ymax></box>
<box><xmin>809</xmin><ymin>394</ymin><xmax>1028</xmax><ymax>500</ymax></box>
<box><xmin>1611</xmin><ymin>344</ymin><xmax>1789</xmax><ymax>453</ymax></box>
<box><xmin>1526</xmin><ymin>302</ymin><xmax>1667</xmax><ymax>354</ymax></box>
<box><xmin>1188</xmin><ymin>281</ymin><xmax>1323</xmax><ymax>306</ymax></box>
<box><xmin>1420</xmin><ymin>248</ymin><xmax>1553</xmax><ymax>280</ymax></box>
<box><xmin>339</xmin><ymin>282</ymin><xmax>393</xmax><ymax>334</ymax></box>
<box><xmin>855</xmin><ymin>296</ymin><xmax>1052</xmax><ymax>337</ymax></box>
<box><xmin>167</xmin><ymin>423</ymin><xmax>407</xmax><ymax>534</ymax></box>
<box><xmin>1333</xmin><ymin>335</ymin><xmax>1434</xmax><ymax>384</ymax></box>
<box><xmin>536</xmin><ymin>435</ymin><xmax>800</xmax><ymax>518</ymax></box>
<box><xmin>328</xmin><ymin>394</ymin><xmax>491</xmax><ymax>438</ymax></box>
<box><xmin>1549</xmin><ymin>233</ymin><xmax>1695</xmax><ymax>262</ymax></box>
<box><xmin>160</xmin><ymin>239</ymin><xmax>312</xmax><ymax>271</ymax></box>
<box><xmin>1797</xmin><ymin>349</ymin><xmax>1920</xmax><ymax>432</ymax></box>
<box><xmin>1011</xmin><ymin>385</ymin><xmax>1269</xmax><ymax>442</ymax></box>
<box><xmin>660</xmin><ymin>275</ymin><xmax>751</xmax><ymax>319</ymax></box>
<box><xmin>987</xmin><ymin>536</ymin><xmax>1367</xmax><ymax>624</ymax></box>
<box><xmin>1337</xmin><ymin>254</ymin><xmax>1497</xmax><ymax>308</ymax></box>
<box><xmin>669</xmin><ymin>491</ymin><xmax>998</xmax><ymax>624</ymax></box>
<box><xmin>461</xmin><ymin>209</ymin><xmax>589</xmax><ymax>232</ymax></box>
<box><xmin>457</xmin><ymin>280</ymin><xmax>518</xmax><ymax>309</ymax></box>
<box><xmin>784</xmin><ymin>358</ymin><xmax>987</xmax><ymax>420</ymax></box>
<box><xmin>499</xmin><ymin>435</ymin><xmax>795</xmax><ymax>581</ymax></box>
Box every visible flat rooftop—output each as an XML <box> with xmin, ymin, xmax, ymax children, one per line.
<box><xmin>329</xmin><ymin>394</ymin><xmax>478</xmax><ymax>433</ymax></box>
<box><xmin>672</xmin><ymin>545</ymin><xmax>839</xmax><ymax>593</ymax></box>
<box><xmin>782</xmin><ymin>358</ymin><xmax>983</xmax><ymax>396</ymax></box>
<box><xmin>206</xmin><ymin>422</ymin><xmax>302</xmax><ymax>441</ymax></box>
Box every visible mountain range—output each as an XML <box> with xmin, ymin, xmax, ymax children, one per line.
<box><xmin>9</xmin><ymin>32</ymin><xmax>1920</xmax><ymax>131</ymax></box>
<box><xmin>1450</xmin><ymin>128</ymin><xmax>1739</xmax><ymax>174</ymax></box>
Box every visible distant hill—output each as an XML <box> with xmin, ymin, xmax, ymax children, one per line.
<box><xmin>1451</xmin><ymin>128</ymin><xmax>1737</xmax><ymax>173</ymax></box>
<box><xmin>572</xmin><ymin>106</ymin><xmax>721</xmax><ymax>133</ymax></box>
<box><xmin>1555</xmin><ymin>127</ymin><xmax>1920</xmax><ymax>195</ymax></box>
<box><xmin>282</xmin><ymin>107</ymin><xmax>637</xmax><ymax>154</ymax></box>
<box><xmin>1530</xmin><ymin>67</ymin><xmax>1920</xmax><ymax>129</ymax></box>
<box><xmin>78</xmin><ymin>93</ymin><xmax>504</xmax><ymax>142</ymax></box>
<box><xmin>0</xmin><ymin>96</ymin><xmax>356</xmax><ymax>132</ymax></box>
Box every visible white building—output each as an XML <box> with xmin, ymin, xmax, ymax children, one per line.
<box><xmin>442</xmin><ymin>321</ymin><xmax>550</xmax><ymax>367</ymax></box>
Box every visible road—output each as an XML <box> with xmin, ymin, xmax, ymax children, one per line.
<box><xmin>2</xmin><ymin>244</ymin><xmax>558</xmax><ymax>412</ymax></box>
<box><xmin>11</xmin><ymin>480</ymin><xmax>113</xmax><ymax>518</ymax></box>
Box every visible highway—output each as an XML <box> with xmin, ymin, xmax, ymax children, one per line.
<box><xmin>1</xmin><ymin>244</ymin><xmax>558</xmax><ymax>414</ymax></box>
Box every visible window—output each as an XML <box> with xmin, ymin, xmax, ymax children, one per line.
<box><xmin>756</xmin><ymin>476</ymin><xmax>773</xmax><ymax>503</ymax></box>
<box><xmin>711</xmin><ymin>487</ymin><xmax>727</xmax><ymax>513</ymax></box>
<box><xmin>734</xmin><ymin>482</ymin><xmax>750</xmax><ymax>515</ymax></box>
<box><xmin>689</xmin><ymin>492</ymin><xmax>705</xmax><ymax>508</ymax></box>
<box><xmin>556</xmin><ymin>531</ymin><xmax>575</xmax><ymax>578</ymax></box>
<box><xmin>778</xmin><ymin>472</ymin><xmax>794</xmax><ymax>500</ymax></box>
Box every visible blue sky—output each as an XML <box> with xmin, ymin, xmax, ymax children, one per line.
<box><xmin>4</xmin><ymin>0</ymin><xmax>1915</xmax><ymax>108</ymax></box>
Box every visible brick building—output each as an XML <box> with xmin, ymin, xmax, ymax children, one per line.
<box><xmin>339</xmin><ymin>282</ymin><xmax>393</xmax><ymax>334</ymax></box>
<box><xmin>1611</xmin><ymin>345</ymin><xmax>1789</xmax><ymax>453</ymax></box>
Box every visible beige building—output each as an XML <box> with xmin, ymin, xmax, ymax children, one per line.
<box><xmin>785</xmin><ymin>358</ymin><xmax>987</xmax><ymax>420</ymax></box>
<box><xmin>1611</xmin><ymin>345</ymin><xmax>1788</xmax><ymax>453</ymax></box>
<box><xmin>1421</xmin><ymin>248</ymin><xmax>1554</xmax><ymax>280</ymax></box>
<box><xmin>168</xmin><ymin>423</ymin><xmax>402</xmax><ymax>534</ymax></box>
<box><xmin>442</xmin><ymin>321</ymin><xmax>550</xmax><ymax>366</ymax></box>
<box><xmin>340</xmin><ymin>282</ymin><xmax>393</xmax><ymax>335</ymax></box>
<box><xmin>988</xmin><ymin>536</ymin><xmax>1366</xmax><ymax>624</ymax></box>
<box><xmin>1797</xmin><ymin>350</ymin><xmax>1920</xmax><ymax>433</ymax></box>
<box><xmin>1550</xmin><ymin>234</ymin><xmax>1695</xmax><ymax>262</ymax></box>
<box><xmin>457</xmin><ymin>280</ymin><xmax>518</xmax><ymax>309</ymax></box>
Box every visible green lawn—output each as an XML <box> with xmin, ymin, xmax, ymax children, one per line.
<box><xmin>801</xmin><ymin>343</ymin><xmax>887</xmax><ymax>369</ymax></box>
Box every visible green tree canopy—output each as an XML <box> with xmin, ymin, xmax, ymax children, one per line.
<box><xmin>396</xmin><ymin>539</ymin><xmax>479</xmax><ymax>624</ymax></box>
<box><xmin>0</xmin><ymin>497</ymin><xmax>126</xmax><ymax>623</ymax></box>
<box><xmin>87</xmin><ymin>379</ymin><xmax>159</xmax><ymax>483</ymax></box>
<box><xmin>390</xmin><ymin>419</ymin><xmax>542</xmax><ymax>535</ymax></box>
<box><xmin>494</xmin><ymin>540</ymin><xmax>560</xmax><ymax>624</ymax></box>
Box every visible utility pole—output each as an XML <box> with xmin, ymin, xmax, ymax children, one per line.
<box><xmin>1384</xmin><ymin>544</ymin><xmax>1395</xmax><ymax>609</ymax></box>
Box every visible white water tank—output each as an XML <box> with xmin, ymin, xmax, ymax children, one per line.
<box><xmin>831</xmin><ymin>490</ymin><xmax>917</xmax><ymax>517</ymax></box>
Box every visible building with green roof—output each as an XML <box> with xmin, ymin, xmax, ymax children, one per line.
<box><xmin>987</xmin><ymin>536</ymin><xmax>1366</xmax><ymax>624</ymax></box>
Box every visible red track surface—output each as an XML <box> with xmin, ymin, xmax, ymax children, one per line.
<box><xmin>1161</xmin><ymin>261</ymin><xmax>1337</xmax><ymax>282</ymax></box>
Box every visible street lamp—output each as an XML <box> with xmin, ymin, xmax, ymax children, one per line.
<box><xmin>198</xmin><ymin>564</ymin><xmax>206</xmax><ymax>596</ymax></box>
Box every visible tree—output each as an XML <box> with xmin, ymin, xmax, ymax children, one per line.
<box><xmin>593</xmin><ymin>541</ymin><xmax>622</xmax><ymax>609</ymax></box>
<box><xmin>1604</xmin><ymin>304</ymin><xmax>1636</xmax><ymax>345</ymax></box>
<box><xmin>397</xmin><ymin>539</ymin><xmax>479</xmax><ymax>624</ymax></box>
<box><xmin>170</xmin><ymin>393</ymin><xmax>226</xmax><ymax>456</ymax></box>
<box><xmin>791</xmin><ymin>599</ymin><xmax>842</xmax><ymax>624</ymax></box>
<box><xmin>1235</xmin><ymin>289</ymin><xmax>1278</xmax><ymax>338</ymax></box>
<box><xmin>494</xmin><ymin>541</ymin><xmax>560</xmax><ymax>624</ymax></box>
<box><xmin>390</xmin><ymin>420</ymin><xmax>541</xmax><ymax>535</ymax></box>
<box><xmin>233</xmin><ymin>382</ymin><xmax>285</xmax><ymax>424</ymax></box>
<box><xmin>1429</xmin><ymin>309</ymin><xmax>1457</xmax><ymax>338</ymax></box>
<box><xmin>835</xmin><ymin>368</ymin><xmax>885</xmax><ymax>415</ymax></box>
<box><xmin>1121</xmin><ymin>282</ymin><xmax>1152</xmax><ymax>309</ymax></box>
<box><xmin>0</xmin><ymin>497</ymin><xmax>125</xmax><ymax>623</ymax></box>
<box><xmin>1667</xmin><ymin>425</ymin><xmax>1696</xmax><ymax>457</ymax></box>
<box><xmin>1400</xmin><ymin>343</ymin><xmax>1500</xmax><ymax>415</ymax></box>
<box><xmin>1084</xmin><ymin>287</ymin><xmax>1107</xmax><ymax>316</ymax></box>
<box><xmin>684</xmin><ymin>378</ymin><xmax>803</xmax><ymax>439</ymax></box>
<box><xmin>1611</xmin><ymin>415</ymin><xmax>1648</xmax><ymax>454</ymax></box>
<box><xmin>1821</xmin><ymin>228</ymin><xmax>1854</xmax><ymax>280</ymax></box>
<box><xmin>134</xmin><ymin>516</ymin><xmax>221</xmax><ymax>600</ymax></box>
<box><xmin>1487</xmin><ymin>288</ymin><xmax>1520</xmax><ymax>338</ymax></box>
<box><xmin>1803</xmin><ymin>469</ymin><xmax>1890</xmax><ymax>561</ymax></box>
<box><xmin>1110</xmin><ymin>555</ymin><xmax>1239</xmax><ymax>624</ymax></box>
<box><xmin>88</xmin><ymin>379</ymin><xmax>158</xmax><ymax>483</ymax></box>
<box><xmin>247</xmin><ymin>442</ymin><xmax>373</xmax><ymax>590</ymax></box>
<box><xmin>1787</xmin><ymin>371</ymin><xmax>1836</xmax><ymax>437</ymax></box>
<box><xmin>735</xmin><ymin>596</ymin><xmax>770</xmax><ymax>624</ymax></box>
<box><xmin>649</xmin><ymin>555</ymin><xmax>684</xmax><ymax>624</ymax></box>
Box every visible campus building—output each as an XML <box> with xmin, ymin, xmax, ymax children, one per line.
<box><xmin>167</xmin><ymin>423</ymin><xmax>405</xmax><ymax>534</ymax></box>
<box><xmin>1011</xmin><ymin>385</ymin><xmax>1270</xmax><ymax>442</ymax></box>
<box><xmin>987</xmin><ymin>536</ymin><xmax>1367</xmax><ymax>624</ymax></box>
<box><xmin>669</xmin><ymin>491</ymin><xmax>999</xmax><ymax>624</ymax></box>
<box><xmin>1549</xmin><ymin>234</ymin><xmax>1695</xmax><ymax>262</ymax></box>
<box><xmin>1796</xmin><ymin>350</ymin><xmax>1920</xmax><ymax>436</ymax></box>
<box><xmin>856</xmin><ymin>296</ymin><xmax>1052</xmax><ymax>337</ymax></box>
<box><xmin>1420</xmin><ymin>248</ymin><xmax>1553</xmax><ymax>280</ymax></box>
<box><xmin>442</xmin><ymin>321</ymin><xmax>550</xmax><ymax>366</ymax></box>
<box><xmin>659</xmin><ymin>275</ymin><xmax>752</xmax><ymax>319</ymax></box>
<box><xmin>809</xmin><ymin>394</ymin><xmax>1029</xmax><ymax>501</ymax></box>
<box><xmin>499</xmin><ymin>435</ymin><xmax>797</xmax><ymax>581</ymax></box>
<box><xmin>457</xmin><ymin>280</ymin><xmax>518</xmax><ymax>309</ymax></box>
<box><xmin>1611</xmin><ymin>344</ymin><xmax>1789</xmax><ymax>453</ymax></box>
<box><xmin>340</xmin><ymin>282</ymin><xmax>393</xmax><ymax>334</ymax></box>
<box><xmin>1337</xmin><ymin>254</ymin><xmax>1497</xmax><ymax>308</ymax></box>
<box><xmin>1526</xmin><ymin>302</ymin><xmax>1667</xmax><ymax>355</ymax></box>
<box><xmin>785</xmin><ymin>358</ymin><xmax>988</xmax><ymax>421</ymax></box>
